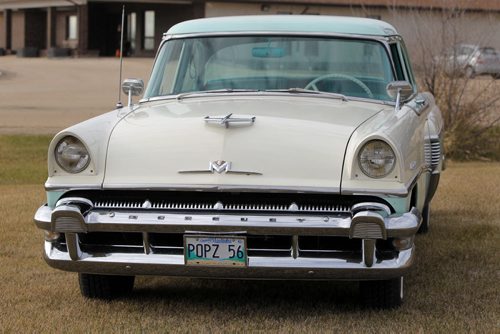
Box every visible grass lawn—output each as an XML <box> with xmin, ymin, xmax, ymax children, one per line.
<box><xmin>0</xmin><ymin>135</ymin><xmax>499</xmax><ymax>332</ymax></box>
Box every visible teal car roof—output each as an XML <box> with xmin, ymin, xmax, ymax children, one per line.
<box><xmin>166</xmin><ymin>15</ymin><xmax>399</xmax><ymax>37</ymax></box>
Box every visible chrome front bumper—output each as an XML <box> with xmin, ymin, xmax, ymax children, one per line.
<box><xmin>43</xmin><ymin>241</ymin><xmax>415</xmax><ymax>280</ymax></box>
<box><xmin>34</xmin><ymin>201</ymin><xmax>421</xmax><ymax>280</ymax></box>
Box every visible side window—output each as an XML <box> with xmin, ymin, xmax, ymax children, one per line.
<box><xmin>389</xmin><ymin>43</ymin><xmax>404</xmax><ymax>80</ymax></box>
<box><xmin>398</xmin><ymin>42</ymin><xmax>417</xmax><ymax>89</ymax></box>
<box><xmin>389</xmin><ymin>41</ymin><xmax>417</xmax><ymax>91</ymax></box>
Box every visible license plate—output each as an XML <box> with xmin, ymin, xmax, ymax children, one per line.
<box><xmin>184</xmin><ymin>235</ymin><xmax>247</xmax><ymax>267</ymax></box>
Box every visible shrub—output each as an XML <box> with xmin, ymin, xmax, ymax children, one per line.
<box><xmin>396</xmin><ymin>6</ymin><xmax>500</xmax><ymax>160</ymax></box>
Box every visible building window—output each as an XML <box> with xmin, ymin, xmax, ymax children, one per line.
<box><xmin>144</xmin><ymin>10</ymin><xmax>155</xmax><ymax>50</ymax></box>
<box><xmin>127</xmin><ymin>12</ymin><xmax>137</xmax><ymax>52</ymax></box>
<box><xmin>67</xmin><ymin>15</ymin><xmax>78</xmax><ymax>40</ymax></box>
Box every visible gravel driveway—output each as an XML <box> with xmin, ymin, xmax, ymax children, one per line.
<box><xmin>0</xmin><ymin>56</ymin><xmax>152</xmax><ymax>134</ymax></box>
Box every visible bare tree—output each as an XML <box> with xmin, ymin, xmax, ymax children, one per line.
<box><xmin>389</xmin><ymin>4</ymin><xmax>500</xmax><ymax>160</ymax></box>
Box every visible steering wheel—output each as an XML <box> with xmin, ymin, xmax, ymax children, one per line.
<box><xmin>304</xmin><ymin>73</ymin><xmax>374</xmax><ymax>99</ymax></box>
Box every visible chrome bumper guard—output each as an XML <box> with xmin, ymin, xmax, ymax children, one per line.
<box><xmin>34</xmin><ymin>200</ymin><xmax>421</xmax><ymax>279</ymax></box>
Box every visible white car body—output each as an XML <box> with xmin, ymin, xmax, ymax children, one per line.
<box><xmin>35</xmin><ymin>16</ymin><xmax>444</xmax><ymax>308</ymax></box>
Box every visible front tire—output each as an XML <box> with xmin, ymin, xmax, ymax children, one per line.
<box><xmin>360</xmin><ymin>277</ymin><xmax>403</xmax><ymax>309</ymax></box>
<box><xmin>418</xmin><ymin>204</ymin><xmax>430</xmax><ymax>234</ymax></box>
<box><xmin>79</xmin><ymin>273</ymin><xmax>135</xmax><ymax>299</ymax></box>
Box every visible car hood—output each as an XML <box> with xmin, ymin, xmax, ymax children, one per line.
<box><xmin>103</xmin><ymin>95</ymin><xmax>383</xmax><ymax>192</ymax></box>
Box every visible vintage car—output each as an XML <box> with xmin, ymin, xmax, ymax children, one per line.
<box><xmin>439</xmin><ymin>44</ymin><xmax>500</xmax><ymax>79</ymax></box>
<box><xmin>34</xmin><ymin>15</ymin><xmax>444</xmax><ymax>308</ymax></box>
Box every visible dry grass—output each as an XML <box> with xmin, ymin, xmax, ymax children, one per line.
<box><xmin>0</xmin><ymin>135</ymin><xmax>499</xmax><ymax>333</ymax></box>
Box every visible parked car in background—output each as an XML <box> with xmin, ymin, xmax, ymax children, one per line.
<box><xmin>440</xmin><ymin>44</ymin><xmax>500</xmax><ymax>78</ymax></box>
<box><xmin>34</xmin><ymin>15</ymin><xmax>444</xmax><ymax>309</ymax></box>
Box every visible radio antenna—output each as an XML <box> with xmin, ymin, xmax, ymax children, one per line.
<box><xmin>116</xmin><ymin>5</ymin><xmax>125</xmax><ymax>109</ymax></box>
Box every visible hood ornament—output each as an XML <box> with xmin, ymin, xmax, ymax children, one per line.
<box><xmin>204</xmin><ymin>113</ymin><xmax>256</xmax><ymax>128</ymax></box>
<box><xmin>179</xmin><ymin>160</ymin><xmax>262</xmax><ymax>175</ymax></box>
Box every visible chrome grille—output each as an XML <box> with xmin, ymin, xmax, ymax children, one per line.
<box><xmin>75</xmin><ymin>232</ymin><xmax>397</xmax><ymax>261</ymax></box>
<box><xmin>93</xmin><ymin>200</ymin><xmax>350</xmax><ymax>214</ymax></box>
<box><xmin>425</xmin><ymin>137</ymin><xmax>441</xmax><ymax>170</ymax></box>
<box><xmin>424</xmin><ymin>142</ymin><xmax>432</xmax><ymax>167</ymax></box>
<box><xmin>430</xmin><ymin>140</ymin><xmax>441</xmax><ymax>169</ymax></box>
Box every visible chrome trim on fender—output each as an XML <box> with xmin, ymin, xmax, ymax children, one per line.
<box><xmin>45</xmin><ymin>184</ymin><xmax>101</xmax><ymax>191</ymax></box>
<box><xmin>342</xmin><ymin>170</ymin><xmax>422</xmax><ymax>197</ymax></box>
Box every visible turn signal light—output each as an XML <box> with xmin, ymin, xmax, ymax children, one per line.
<box><xmin>44</xmin><ymin>231</ymin><xmax>61</xmax><ymax>242</ymax></box>
<box><xmin>392</xmin><ymin>237</ymin><xmax>414</xmax><ymax>250</ymax></box>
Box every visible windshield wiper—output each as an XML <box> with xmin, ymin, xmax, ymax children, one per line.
<box><xmin>265</xmin><ymin>88</ymin><xmax>348</xmax><ymax>101</ymax></box>
<box><xmin>176</xmin><ymin>89</ymin><xmax>259</xmax><ymax>100</ymax></box>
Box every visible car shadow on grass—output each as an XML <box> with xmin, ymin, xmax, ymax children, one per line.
<box><xmin>128</xmin><ymin>278</ymin><xmax>361</xmax><ymax>313</ymax></box>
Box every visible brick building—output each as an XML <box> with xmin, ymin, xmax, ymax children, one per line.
<box><xmin>0</xmin><ymin>0</ymin><xmax>204</xmax><ymax>56</ymax></box>
<box><xmin>1</xmin><ymin>0</ymin><xmax>499</xmax><ymax>57</ymax></box>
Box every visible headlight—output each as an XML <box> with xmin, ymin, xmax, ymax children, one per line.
<box><xmin>54</xmin><ymin>136</ymin><xmax>90</xmax><ymax>173</ymax></box>
<box><xmin>358</xmin><ymin>140</ymin><xmax>396</xmax><ymax>178</ymax></box>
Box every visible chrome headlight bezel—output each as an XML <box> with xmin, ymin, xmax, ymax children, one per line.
<box><xmin>54</xmin><ymin>136</ymin><xmax>91</xmax><ymax>174</ymax></box>
<box><xmin>357</xmin><ymin>140</ymin><xmax>396</xmax><ymax>179</ymax></box>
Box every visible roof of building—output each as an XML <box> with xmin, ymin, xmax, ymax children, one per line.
<box><xmin>217</xmin><ymin>0</ymin><xmax>500</xmax><ymax>12</ymax></box>
<box><xmin>1</xmin><ymin>0</ymin><xmax>499</xmax><ymax>11</ymax></box>
<box><xmin>166</xmin><ymin>15</ymin><xmax>398</xmax><ymax>36</ymax></box>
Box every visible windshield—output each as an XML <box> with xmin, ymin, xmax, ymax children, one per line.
<box><xmin>145</xmin><ymin>36</ymin><xmax>395</xmax><ymax>101</ymax></box>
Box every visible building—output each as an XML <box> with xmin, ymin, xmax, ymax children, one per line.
<box><xmin>1</xmin><ymin>0</ymin><xmax>500</xmax><ymax>57</ymax></box>
<box><xmin>0</xmin><ymin>0</ymin><xmax>204</xmax><ymax>57</ymax></box>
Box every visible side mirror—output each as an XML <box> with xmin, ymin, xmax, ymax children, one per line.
<box><xmin>386</xmin><ymin>81</ymin><xmax>413</xmax><ymax>101</ymax></box>
<box><xmin>122</xmin><ymin>78</ymin><xmax>144</xmax><ymax>107</ymax></box>
<box><xmin>386</xmin><ymin>81</ymin><xmax>413</xmax><ymax>111</ymax></box>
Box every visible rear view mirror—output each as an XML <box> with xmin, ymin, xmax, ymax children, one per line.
<box><xmin>252</xmin><ymin>47</ymin><xmax>285</xmax><ymax>58</ymax></box>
